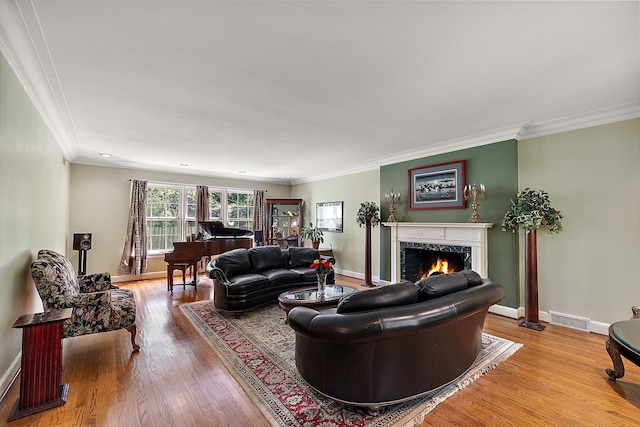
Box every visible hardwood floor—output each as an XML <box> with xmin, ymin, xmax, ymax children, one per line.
<box><xmin>1</xmin><ymin>274</ymin><xmax>639</xmax><ymax>426</ymax></box>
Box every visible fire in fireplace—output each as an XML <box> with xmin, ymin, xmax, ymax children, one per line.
<box><xmin>400</xmin><ymin>243</ymin><xmax>471</xmax><ymax>283</ymax></box>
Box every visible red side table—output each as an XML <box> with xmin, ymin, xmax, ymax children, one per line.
<box><xmin>8</xmin><ymin>308</ymin><xmax>72</xmax><ymax>421</ymax></box>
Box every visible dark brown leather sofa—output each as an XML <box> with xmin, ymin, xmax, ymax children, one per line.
<box><xmin>286</xmin><ymin>271</ymin><xmax>504</xmax><ymax>412</ymax></box>
<box><xmin>206</xmin><ymin>245</ymin><xmax>335</xmax><ymax>311</ymax></box>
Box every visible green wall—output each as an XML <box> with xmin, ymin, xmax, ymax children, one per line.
<box><xmin>518</xmin><ymin>118</ymin><xmax>640</xmax><ymax>324</ymax></box>
<box><xmin>0</xmin><ymin>52</ymin><xmax>70</xmax><ymax>394</ymax></box>
<box><xmin>293</xmin><ymin>169</ymin><xmax>380</xmax><ymax>280</ymax></box>
<box><xmin>379</xmin><ymin>140</ymin><xmax>519</xmax><ymax>307</ymax></box>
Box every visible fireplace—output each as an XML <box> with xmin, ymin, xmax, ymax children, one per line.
<box><xmin>384</xmin><ymin>222</ymin><xmax>493</xmax><ymax>283</ymax></box>
<box><xmin>401</xmin><ymin>242</ymin><xmax>471</xmax><ymax>282</ymax></box>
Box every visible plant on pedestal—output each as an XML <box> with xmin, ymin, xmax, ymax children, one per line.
<box><xmin>356</xmin><ymin>201</ymin><xmax>380</xmax><ymax>287</ymax></box>
<box><xmin>502</xmin><ymin>188</ymin><xmax>563</xmax><ymax>331</ymax></box>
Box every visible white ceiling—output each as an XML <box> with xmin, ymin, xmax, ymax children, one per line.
<box><xmin>1</xmin><ymin>1</ymin><xmax>639</xmax><ymax>184</ymax></box>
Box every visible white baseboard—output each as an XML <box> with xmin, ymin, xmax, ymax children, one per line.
<box><xmin>112</xmin><ymin>271</ymin><xmax>167</xmax><ymax>283</ymax></box>
<box><xmin>333</xmin><ymin>268</ymin><xmax>380</xmax><ymax>285</ymax></box>
<box><xmin>489</xmin><ymin>304</ymin><xmax>519</xmax><ymax>319</ymax></box>
<box><xmin>589</xmin><ymin>321</ymin><xmax>610</xmax><ymax>336</ymax></box>
<box><xmin>0</xmin><ymin>352</ymin><xmax>21</xmax><ymax>403</ymax></box>
<box><xmin>519</xmin><ymin>308</ymin><xmax>609</xmax><ymax>336</ymax></box>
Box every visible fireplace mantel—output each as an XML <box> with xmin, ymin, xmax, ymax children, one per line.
<box><xmin>383</xmin><ymin>222</ymin><xmax>493</xmax><ymax>282</ymax></box>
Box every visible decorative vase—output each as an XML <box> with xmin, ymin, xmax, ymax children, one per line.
<box><xmin>317</xmin><ymin>273</ymin><xmax>326</xmax><ymax>298</ymax></box>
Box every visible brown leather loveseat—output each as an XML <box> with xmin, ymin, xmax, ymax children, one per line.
<box><xmin>286</xmin><ymin>270</ymin><xmax>504</xmax><ymax>413</ymax></box>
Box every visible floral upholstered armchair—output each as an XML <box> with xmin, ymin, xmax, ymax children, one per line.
<box><xmin>31</xmin><ymin>249</ymin><xmax>139</xmax><ymax>352</ymax></box>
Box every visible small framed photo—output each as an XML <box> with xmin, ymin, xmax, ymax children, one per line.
<box><xmin>408</xmin><ymin>160</ymin><xmax>466</xmax><ymax>210</ymax></box>
<box><xmin>316</xmin><ymin>201</ymin><xmax>343</xmax><ymax>232</ymax></box>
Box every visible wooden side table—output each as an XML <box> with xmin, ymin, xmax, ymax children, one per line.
<box><xmin>318</xmin><ymin>248</ymin><xmax>334</xmax><ymax>258</ymax></box>
<box><xmin>8</xmin><ymin>308</ymin><xmax>72</xmax><ymax>421</ymax></box>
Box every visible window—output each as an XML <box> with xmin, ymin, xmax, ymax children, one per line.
<box><xmin>209</xmin><ymin>191</ymin><xmax>222</xmax><ymax>219</ymax></box>
<box><xmin>146</xmin><ymin>186</ymin><xmax>182</xmax><ymax>253</ymax></box>
<box><xmin>146</xmin><ymin>184</ymin><xmax>254</xmax><ymax>253</ymax></box>
<box><xmin>227</xmin><ymin>192</ymin><xmax>254</xmax><ymax>231</ymax></box>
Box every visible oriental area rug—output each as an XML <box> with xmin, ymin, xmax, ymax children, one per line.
<box><xmin>180</xmin><ymin>301</ymin><xmax>522</xmax><ymax>427</ymax></box>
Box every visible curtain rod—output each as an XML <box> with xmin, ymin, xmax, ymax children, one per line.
<box><xmin>127</xmin><ymin>178</ymin><xmax>266</xmax><ymax>192</ymax></box>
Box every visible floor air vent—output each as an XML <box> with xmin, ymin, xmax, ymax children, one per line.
<box><xmin>549</xmin><ymin>311</ymin><xmax>590</xmax><ymax>332</ymax></box>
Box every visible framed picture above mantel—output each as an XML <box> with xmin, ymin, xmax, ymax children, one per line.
<box><xmin>408</xmin><ymin>160</ymin><xmax>466</xmax><ymax>210</ymax></box>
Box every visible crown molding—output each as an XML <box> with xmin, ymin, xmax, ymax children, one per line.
<box><xmin>291</xmin><ymin>162</ymin><xmax>379</xmax><ymax>185</ymax></box>
<box><xmin>0</xmin><ymin>1</ymin><xmax>79</xmax><ymax>160</ymax></box>
<box><xmin>74</xmin><ymin>159</ymin><xmax>296</xmax><ymax>186</ymax></box>
<box><xmin>518</xmin><ymin>102</ymin><xmax>640</xmax><ymax>140</ymax></box>
<box><xmin>370</xmin><ymin>123</ymin><xmax>530</xmax><ymax>168</ymax></box>
<box><xmin>292</xmin><ymin>123</ymin><xmax>529</xmax><ymax>184</ymax></box>
<box><xmin>293</xmin><ymin>103</ymin><xmax>640</xmax><ymax>184</ymax></box>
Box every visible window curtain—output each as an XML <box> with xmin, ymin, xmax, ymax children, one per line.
<box><xmin>252</xmin><ymin>190</ymin><xmax>266</xmax><ymax>244</ymax></box>
<box><xmin>196</xmin><ymin>185</ymin><xmax>210</xmax><ymax>230</ymax></box>
<box><xmin>118</xmin><ymin>180</ymin><xmax>148</xmax><ymax>275</ymax></box>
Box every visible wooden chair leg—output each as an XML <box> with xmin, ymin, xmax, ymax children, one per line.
<box><xmin>192</xmin><ymin>262</ymin><xmax>198</xmax><ymax>292</ymax></box>
<box><xmin>126</xmin><ymin>325</ymin><xmax>140</xmax><ymax>352</ymax></box>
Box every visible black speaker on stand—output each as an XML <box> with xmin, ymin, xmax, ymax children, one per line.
<box><xmin>73</xmin><ymin>233</ymin><xmax>92</xmax><ymax>275</ymax></box>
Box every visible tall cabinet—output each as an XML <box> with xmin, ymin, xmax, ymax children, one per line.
<box><xmin>266</xmin><ymin>198</ymin><xmax>303</xmax><ymax>248</ymax></box>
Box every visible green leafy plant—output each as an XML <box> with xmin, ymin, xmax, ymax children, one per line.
<box><xmin>502</xmin><ymin>188</ymin><xmax>563</xmax><ymax>234</ymax></box>
<box><xmin>301</xmin><ymin>222</ymin><xmax>324</xmax><ymax>244</ymax></box>
<box><xmin>356</xmin><ymin>201</ymin><xmax>381</xmax><ymax>228</ymax></box>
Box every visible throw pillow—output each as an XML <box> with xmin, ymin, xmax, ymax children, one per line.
<box><xmin>337</xmin><ymin>282</ymin><xmax>419</xmax><ymax>314</ymax></box>
<box><xmin>456</xmin><ymin>269</ymin><xmax>484</xmax><ymax>287</ymax></box>
<box><xmin>416</xmin><ymin>273</ymin><xmax>469</xmax><ymax>301</ymax></box>
<box><xmin>288</xmin><ymin>247</ymin><xmax>321</xmax><ymax>268</ymax></box>
<box><xmin>214</xmin><ymin>248</ymin><xmax>252</xmax><ymax>278</ymax></box>
<box><xmin>248</xmin><ymin>246</ymin><xmax>284</xmax><ymax>272</ymax></box>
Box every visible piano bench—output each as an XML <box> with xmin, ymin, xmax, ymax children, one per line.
<box><xmin>167</xmin><ymin>261</ymin><xmax>199</xmax><ymax>293</ymax></box>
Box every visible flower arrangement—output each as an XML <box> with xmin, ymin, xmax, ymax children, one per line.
<box><xmin>310</xmin><ymin>259</ymin><xmax>333</xmax><ymax>276</ymax></box>
<box><xmin>356</xmin><ymin>201</ymin><xmax>381</xmax><ymax>228</ymax></box>
<box><xmin>502</xmin><ymin>188</ymin><xmax>563</xmax><ymax>234</ymax></box>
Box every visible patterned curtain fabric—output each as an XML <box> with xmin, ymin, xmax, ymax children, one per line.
<box><xmin>196</xmin><ymin>185</ymin><xmax>210</xmax><ymax>230</ymax></box>
<box><xmin>118</xmin><ymin>180</ymin><xmax>148</xmax><ymax>274</ymax></box>
<box><xmin>252</xmin><ymin>190</ymin><xmax>266</xmax><ymax>244</ymax></box>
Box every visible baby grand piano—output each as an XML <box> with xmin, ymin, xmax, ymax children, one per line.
<box><xmin>164</xmin><ymin>222</ymin><xmax>253</xmax><ymax>293</ymax></box>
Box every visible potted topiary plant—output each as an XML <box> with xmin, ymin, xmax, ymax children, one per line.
<box><xmin>356</xmin><ymin>201</ymin><xmax>380</xmax><ymax>287</ymax></box>
<box><xmin>502</xmin><ymin>188</ymin><xmax>563</xmax><ymax>331</ymax></box>
<box><xmin>301</xmin><ymin>222</ymin><xmax>324</xmax><ymax>249</ymax></box>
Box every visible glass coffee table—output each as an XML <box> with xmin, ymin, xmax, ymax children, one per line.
<box><xmin>278</xmin><ymin>285</ymin><xmax>358</xmax><ymax>314</ymax></box>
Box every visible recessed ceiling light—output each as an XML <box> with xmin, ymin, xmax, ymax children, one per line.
<box><xmin>99</xmin><ymin>153</ymin><xmax>112</xmax><ymax>158</ymax></box>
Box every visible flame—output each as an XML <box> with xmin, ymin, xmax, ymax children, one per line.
<box><xmin>421</xmin><ymin>257</ymin><xmax>456</xmax><ymax>279</ymax></box>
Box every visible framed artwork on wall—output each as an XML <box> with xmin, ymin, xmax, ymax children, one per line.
<box><xmin>408</xmin><ymin>160</ymin><xmax>466</xmax><ymax>210</ymax></box>
<box><xmin>316</xmin><ymin>201</ymin><xmax>343</xmax><ymax>232</ymax></box>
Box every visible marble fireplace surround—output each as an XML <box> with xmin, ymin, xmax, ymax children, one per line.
<box><xmin>383</xmin><ymin>222</ymin><xmax>493</xmax><ymax>283</ymax></box>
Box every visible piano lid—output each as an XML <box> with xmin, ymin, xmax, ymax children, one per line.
<box><xmin>199</xmin><ymin>221</ymin><xmax>253</xmax><ymax>239</ymax></box>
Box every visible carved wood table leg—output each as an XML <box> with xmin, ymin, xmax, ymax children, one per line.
<box><xmin>606</xmin><ymin>338</ymin><xmax>625</xmax><ymax>380</ymax></box>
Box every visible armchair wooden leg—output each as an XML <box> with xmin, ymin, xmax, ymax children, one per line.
<box><xmin>126</xmin><ymin>325</ymin><xmax>140</xmax><ymax>352</ymax></box>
